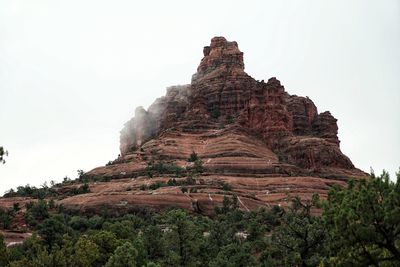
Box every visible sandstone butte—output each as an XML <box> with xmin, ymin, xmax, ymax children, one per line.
<box><xmin>1</xmin><ymin>37</ymin><xmax>367</xmax><ymax>224</ymax></box>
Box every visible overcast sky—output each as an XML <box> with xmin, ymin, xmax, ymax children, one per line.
<box><xmin>0</xmin><ymin>0</ymin><xmax>399</xmax><ymax>194</ymax></box>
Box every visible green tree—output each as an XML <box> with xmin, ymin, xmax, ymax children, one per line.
<box><xmin>13</xmin><ymin>202</ymin><xmax>21</xmax><ymax>212</ymax></box>
<box><xmin>74</xmin><ymin>236</ymin><xmax>100</xmax><ymax>267</ymax></box>
<box><xmin>204</xmin><ymin>220</ymin><xmax>236</xmax><ymax>262</ymax></box>
<box><xmin>210</xmin><ymin>107</ymin><xmax>220</xmax><ymax>119</ymax></box>
<box><xmin>49</xmin><ymin>244</ymin><xmax>69</xmax><ymax>267</ymax></box>
<box><xmin>68</xmin><ymin>215</ymin><xmax>88</xmax><ymax>231</ymax></box>
<box><xmin>323</xmin><ymin>170</ymin><xmax>400</xmax><ymax>266</ymax></box>
<box><xmin>143</xmin><ymin>225</ymin><xmax>165</xmax><ymax>260</ymax></box>
<box><xmin>77</xmin><ymin>169</ymin><xmax>88</xmax><ymax>182</ymax></box>
<box><xmin>105</xmin><ymin>242</ymin><xmax>138</xmax><ymax>267</ymax></box>
<box><xmin>102</xmin><ymin>220</ymin><xmax>136</xmax><ymax>240</ymax></box>
<box><xmin>89</xmin><ymin>230</ymin><xmax>121</xmax><ymax>266</ymax></box>
<box><xmin>188</xmin><ymin>151</ymin><xmax>198</xmax><ymax>162</ymax></box>
<box><xmin>7</xmin><ymin>242</ymin><xmax>25</xmax><ymax>264</ymax></box>
<box><xmin>12</xmin><ymin>233</ymin><xmax>51</xmax><ymax>266</ymax></box>
<box><xmin>0</xmin><ymin>208</ymin><xmax>12</xmax><ymax>229</ymax></box>
<box><xmin>31</xmin><ymin>247</ymin><xmax>52</xmax><ymax>267</ymax></box>
<box><xmin>215</xmin><ymin>195</ymin><xmax>239</xmax><ymax>214</ymax></box>
<box><xmin>0</xmin><ymin>234</ymin><xmax>8</xmax><ymax>266</ymax></box>
<box><xmin>163</xmin><ymin>209</ymin><xmax>202</xmax><ymax>266</ymax></box>
<box><xmin>271</xmin><ymin>195</ymin><xmax>327</xmax><ymax>267</ymax></box>
<box><xmin>87</xmin><ymin>215</ymin><xmax>104</xmax><ymax>229</ymax></box>
<box><xmin>132</xmin><ymin>237</ymin><xmax>148</xmax><ymax>267</ymax></box>
<box><xmin>56</xmin><ymin>234</ymin><xmax>75</xmax><ymax>266</ymax></box>
<box><xmin>27</xmin><ymin>200</ymin><xmax>49</xmax><ymax>221</ymax></box>
<box><xmin>193</xmin><ymin>159</ymin><xmax>204</xmax><ymax>174</ymax></box>
<box><xmin>37</xmin><ymin>215</ymin><xmax>67</xmax><ymax>247</ymax></box>
<box><xmin>209</xmin><ymin>243</ymin><xmax>257</xmax><ymax>267</ymax></box>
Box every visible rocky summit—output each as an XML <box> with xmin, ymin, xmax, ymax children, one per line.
<box><xmin>58</xmin><ymin>37</ymin><xmax>365</xmax><ymax>216</ymax></box>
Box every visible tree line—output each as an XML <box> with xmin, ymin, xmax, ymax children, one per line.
<box><xmin>0</xmin><ymin>170</ymin><xmax>398</xmax><ymax>266</ymax></box>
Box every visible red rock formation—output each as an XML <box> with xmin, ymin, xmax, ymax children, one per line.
<box><xmin>77</xmin><ymin>36</ymin><xmax>367</xmax><ymax>215</ymax></box>
<box><xmin>6</xmin><ymin>37</ymin><xmax>365</xmax><ymax>216</ymax></box>
<box><xmin>118</xmin><ymin>37</ymin><xmax>352</xmax><ymax>172</ymax></box>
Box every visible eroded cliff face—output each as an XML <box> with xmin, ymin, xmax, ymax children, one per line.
<box><xmin>120</xmin><ymin>85</ymin><xmax>190</xmax><ymax>154</ymax></box>
<box><xmin>118</xmin><ymin>37</ymin><xmax>355</xmax><ymax>174</ymax></box>
<box><xmin>65</xmin><ymin>37</ymin><xmax>366</xmax><ymax>215</ymax></box>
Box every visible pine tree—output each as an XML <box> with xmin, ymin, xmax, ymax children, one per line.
<box><xmin>271</xmin><ymin>195</ymin><xmax>327</xmax><ymax>267</ymax></box>
<box><xmin>74</xmin><ymin>236</ymin><xmax>100</xmax><ymax>267</ymax></box>
<box><xmin>105</xmin><ymin>242</ymin><xmax>137</xmax><ymax>267</ymax></box>
<box><xmin>0</xmin><ymin>234</ymin><xmax>8</xmax><ymax>266</ymax></box>
<box><xmin>323</xmin><ymin>170</ymin><xmax>400</xmax><ymax>266</ymax></box>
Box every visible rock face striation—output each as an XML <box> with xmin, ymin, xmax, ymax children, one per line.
<box><xmin>65</xmin><ymin>37</ymin><xmax>365</xmax><ymax>215</ymax></box>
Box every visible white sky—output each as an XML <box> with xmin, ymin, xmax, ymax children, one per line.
<box><xmin>0</xmin><ymin>0</ymin><xmax>399</xmax><ymax>194</ymax></box>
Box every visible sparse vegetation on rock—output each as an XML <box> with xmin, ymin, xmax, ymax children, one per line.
<box><xmin>144</xmin><ymin>161</ymin><xmax>185</xmax><ymax>178</ymax></box>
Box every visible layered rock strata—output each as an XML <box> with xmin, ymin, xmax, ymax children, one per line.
<box><xmin>49</xmin><ymin>37</ymin><xmax>367</xmax><ymax>215</ymax></box>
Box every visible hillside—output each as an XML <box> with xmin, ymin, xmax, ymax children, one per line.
<box><xmin>1</xmin><ymin>37</ymin><xmax>367</xmax><ymax>219</ymax></box>
<box><xmin>64</xmin><ymin>36</ymin><xmax>365</xmax><ymax>215</ymax></box>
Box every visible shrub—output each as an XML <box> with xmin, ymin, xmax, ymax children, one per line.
<box><xmin>149</xmin><ymin>181</ymin><xmax>166</xmax><ymax>190</ymax></box>
<box><xmin>25</xmin><ymin>200</ymin><xmax>49</xmax><ymax>223</ymax></box>
<box><xmin>167</xmin><ymin>178</ymin><xmax>177</xmax><ymax>186</ymax></box>
<box><xmin>63</xmin><ymin>176</ymin><xmax>72</xmax><ymax>184</ymax></box>
<box><xmin>190</xmin><ymin>188</ymin><xmax>198</xmax><ymax>193</ymax></box>
<box><xmin>3</xmin><ymin>184</ymin><xmax>58</xmax><ymax>199</ymax></box>
<box><xmin>215</xmin><ymin>195</ymin><xmax>239</xmax><ymax>214</ymax></box>
<box><xmin>188</xmin><ymin>151</ymin><xmax>198</xmax><ymax>162</ymax></box>
<box><xmin>69</xmin><ymin>216</ymin><xmax>89</xmax><ymax>231</ymax></box>
<box><xmin>226</xmin><ymin>114</ymin><xmax>235</xmax><ymax>124</ymax></box>
<box><xmin>210</xmin><ymin>107</ymin><xmax>221</xmax><ymax>119</ymax></box>
<box><xmin>185</xmin><ymin>176</ymin><xmax>196</xmax><ymax>185</ymax></box>
<box><xmin>192</xmin><ymin>159</ymin><xmax>204</xmax><ymax>174</ymax></box>
<box><xmin>13</xmin><ymin>203</ymin><xmax>20</xmax><ymax>212</ymax></box>
<box><xmin>38</xmin><ymin>216</ymin><xmax>67</xmax><ymax>246</ymax></box>
<box><xmin>0</xmin><ymin>209</ymin><xmax>12</xmax><ymax>229</ymax></box>
<box><xmin>181</xmin><ymin>187</ymin><xmax>188</xmax><ymax>193</ymax></box>
<box><xmin>105</xmin><ymin>242</ymin><xmax>137</xmax><ymax>267</ymax></box>
<box><xmin>140</xmin><ymin>184</ymin><xmax>148</xmax><ymax>191</ymax></box>
<box><xmin>145</xmin><ymin>161</ymin><xmax>185</xmax><ymax>177</ymax></box>
<box><xmin>48</xmin><ymin>199</ymin><xmax>55</xmax><ymax>209</ymax></box>
<box><xmin>69</xmin><ymin>183</ymin><xmax>90</xmax><ymax>195</ymax></box>
<box><xmin>88</xmin><ymin>215</ymin><xmax>104</xmax><ymax>230</ymax></box>
<box><xmin>222</xmin><ymin>182</ymin><xmax>232</xmax><ymax>191</ymax></box>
